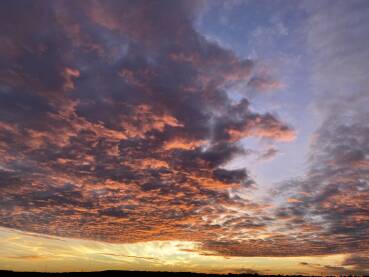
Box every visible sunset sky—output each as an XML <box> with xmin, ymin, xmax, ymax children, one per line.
<box><xmin>0</xmin><ymin>0</ymin><xmax>368</xmax><ymax>275</ymax></box>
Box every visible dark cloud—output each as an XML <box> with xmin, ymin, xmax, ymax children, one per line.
<box><xmin>257</xmin><ymin>146</ymin><xmax>279</xmax><ymax>161</ymax></box>
<box><xmin>247</xmin><ymin>75</ymin><xmax>284</xmax><ymax>91</ymax></box>
<box><xmin>0</xmin><ymin>170</ymin><xmax>22</xmax><ymax>188</ymax></box>
<box><xmin>198</xmin><ymin>95</ymin><xmax>369</xmax><ymax>257</ymax></box>
<box><xmin>342</xmin><ymin>253</ymin><xmax>369</xmax><ymax>273</ymax></box>
<box><xmin>264</xmin><ymin>107</ymin><xmax>369</xmax><ymax>256</ymax></box>
<box><xmin>213</xmin><ymin>168</ymin><xmax>248</xmax><ymax>185</ymax></box>
<box><xmin>299</xmin><ymin>255</ymin><xmax>369</xmax><ymax>276</ymax></box>
<box><xmin>0</xmin><ymin>0</ymin><xmax>293</xmax><ymax>251</ymax></box>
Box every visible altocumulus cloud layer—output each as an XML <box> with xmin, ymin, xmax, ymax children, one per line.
<box><xmin>0</xmin><ymin>0</ymin><xmax>368</xmax><ymax>265</ymax></box>
<box><xmin>0</xmin><ymin>0</ymin><xmax>294</xmax><ymax>247</ymax></box>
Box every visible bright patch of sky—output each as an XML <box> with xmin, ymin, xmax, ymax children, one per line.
<box><xmin>197</xmin><ymin>0</ymin><xmax>316</xmax><ymax>189</ymax></box>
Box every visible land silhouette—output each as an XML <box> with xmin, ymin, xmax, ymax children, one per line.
<box><xmin>0</xmin><ymin>270</ymin><xmax>357</xmax><ymax>277</ymax></box>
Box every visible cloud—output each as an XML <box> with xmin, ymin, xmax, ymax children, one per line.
<box><xmin>247</xmin><ymin>75</ymin><xmax>285</xmax><ymax>92</ymax></box>
<box><xmin>193</xmin><ymin>0</ymin><xmax>369</xmax><ymax>258</ymax></box>
<box><xmin>0</xmin><ymin>0</ymin><xmax>294</xmax><ymax>250</ymax></box>
<box><xmin>2</xmin><ymin>0</ymin><xmax>366</xmax><ymax>262</ymax></box>
<box><xmin>5</xmin><ymin>255</ymin><xmax>47</xmax><ymax>261</ymax></box>
<box><xmin>98</xmin><ymin>253</ymin><xmax>160</xmax><ymax>262</ymax></box>
<box><xmin>261</xmin><ymin>112</ymin><xmax>369</xmax><ymax>256</ymax></box>
<box><xmin>342</xmin><ymin>253</ymin><xmax>369</xmax><ymax>273</ymax></box>
<box><xmin>257</xmin><ymin>146</ymin><xmax>279</xmax><ymax>161</ymax></box>
<box><xmin>299</xmin><ymin>255</ymin><xmax>369</xmax><ymax>276</ymax></box>
<box><xmin>262</xmin><ymin>0</ymin><xmax>369</xmax><ymax>258</ymax></box>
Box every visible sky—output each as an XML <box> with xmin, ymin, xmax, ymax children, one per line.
<box><xmin>0</xmin><ymin>0</ymin><xmax>368</xmax><ymax>275</ymax></box>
